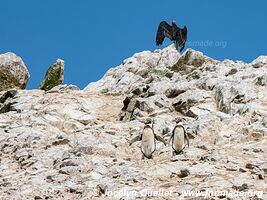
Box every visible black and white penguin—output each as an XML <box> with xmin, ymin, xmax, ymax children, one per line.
<box><xmin>129</xmin><ymin>119</ymin><xmax>166</xmax><ymax>159</ymax></box>
<box><xmin>168</xmin><ymin>118</ymin><xmax>189</xmax><ymax>156</ymax></box>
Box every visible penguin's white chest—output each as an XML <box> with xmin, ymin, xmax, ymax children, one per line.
<box><xmin>172</xmin><ymin>127</ymin><xmax>185</xmax><ymax>152</ymax></box>
<box><xmin>141</xmin><ymin>128</ymin><xmax>155</xmax><ymax>157</ymax></box>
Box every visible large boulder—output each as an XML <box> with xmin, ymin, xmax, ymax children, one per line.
<box><xmin>39</xmin><ymin>59</ymin><xmax>64</xmax><ymax>91</ymax></box>
<box><xmin>0</xmin><ymin>52</ymin><xmax>30</xmax><ymax>91</ymax></box>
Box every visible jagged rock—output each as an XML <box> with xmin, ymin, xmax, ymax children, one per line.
<box><xmin>0</xmin><ymin>90</ymin><xmax>17</xmax><ymax>113</ymax></box>
<box><xmin>197</xmin><ymin>77</ymin><xmax>220</xmax><ymax>91</ymax></box>
<box><xmin>157</xmin><ymin>44</ymin><xmax>180</xmax><ymax>68</ymax></box>
<box><xmin>119</xmin><ymin>92</ymin><xmax>156</xmax><ymax>121</ymax></box>
<box><xmin>0</xmin><ymin>90</ymin><xmax>17</xmax><ymax>104</ymax></box>
<box><xmin>178</xmin><ymin>169</ymin><xmax>190</xmax><ymax>178</ymax></box>
<box><xmin>171</xmin><ymin>48</ymin><xmax>215</xmax><ymax>73</ymax></box>
<box><xmin>96</xmin><ymin>184</ymin><xmax>107</xmax><ymax>196</ymax></box>
<box><xmin>215</xmin><ymin>84</ymin><xmax>238</xmax><ymax>114</ymax></box>
<box><xmin>251</xmin><ymin>56</ymin><xmax>267</xmax><ymax>68</ymax></box>
<box><xmin>172</xmin><ymin>89</ymin><xmax>212</xmax><ymax>117</ymax></box>
<box><xmin>215</xmin><ymin>82</ymin><xmax>259</xmax><ymax>115</ymax></box>
<box><xmin>164</xmin><ymin>88</ymin><xmax>186</xmax><ymax>98</ymax></box>
<box><xmin>186</xmin><ymin>69</ymin><xmax>201</xmax><ymax>80</ymax></box>
<box><xmin>39</xmin><ymin>59</ymin><xmax>64</xmax><ymax>91</ymax></box>
<box><xmin>232</xmin><ymin>183</ymin><xmax>248</xmax><ymax>192</ymax></box>
<box><xmin>225</xmin><ymin>68</ymin><xmax>238</xmax><ymax>76</ymax></box>
<box><xmin>135</xmin><ymin>98</ymin><xmax>155</xmax><ymax>113</ymax></box>
<box><xmin>165</xmin><ymin>81</ymin><xmax>192</xmax><ymax>99</ymax></box>
<box><xmin>255</xmin><ymin>74</ymin><xmax>267</xmax><ymax>86</ymax></box>
<box><xmin>0</xmin><ymin>52</ymin><xmax>30</xmax><ymax>91</ymax></box>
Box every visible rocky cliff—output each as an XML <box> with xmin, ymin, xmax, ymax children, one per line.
<box><xmin>0</xmin><ymin>45</ymin><xmax>266</xmax><ymax>199</ymax></box>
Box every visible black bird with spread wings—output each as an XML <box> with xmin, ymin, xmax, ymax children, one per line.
<box><xmin>156</xmin><ymin>20</ymin><xmax>188</xmax><ymax>52</ymax></box>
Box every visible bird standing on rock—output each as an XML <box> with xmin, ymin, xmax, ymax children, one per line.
<box><xmin>168</xmin><ymin>118</ymin><xmax>190</xmax><ymax>156</ymax></box>
<box><xmin>129</xmin><ymin>119</ymin><xmax>166</xmax><ymax>159</ymax></box>
<box><xmin>156</xmin><ymin>20</ymin><xmax>188</xmax><ymax>52</ymax></box>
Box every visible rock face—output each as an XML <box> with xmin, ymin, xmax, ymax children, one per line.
<box><xmin>39</xmin><ymin>59</ymin><xmax>64</xmax><ymax>91</ymax></box>
<box><xmin>0</xmin><ymin>45</ymin><xmax>266</xmax><ymax>199</ymax></box>
<box><xmin>0</xmin><ymin>52</ymin><xmax>30</xmax><ymax>91</ymax></box>
<box><xmin>84</xmin><ymin>44</ymin><xmax>179</xmax><ymax>94</ymax></box>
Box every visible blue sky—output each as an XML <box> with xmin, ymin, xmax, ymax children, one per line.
<box><xmin>1</xmin><ymin>0</ymin><xmax>266</xmax><ymax>89</ymax></box>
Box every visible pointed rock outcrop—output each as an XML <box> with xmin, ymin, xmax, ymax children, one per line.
<box><xmin>39</xmin><ymin>59</ymin><xmax>64</xmax><ymax>91</ymax></box>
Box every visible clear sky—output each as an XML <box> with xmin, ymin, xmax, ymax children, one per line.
<box><xmin>1</xmin><ymin>0</ymin><xmax>266</xmax><ymax>89</ymax></box>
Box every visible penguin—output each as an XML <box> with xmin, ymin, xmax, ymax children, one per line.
<box><xmin>129</xmin><ymin>119</ymin><xmax>166</xmax><ymax>159</ymax></box>
<box><xmin>168</xmin><ymin>118</ymin><xmax>190</xmax><ymax>156</ymax></box>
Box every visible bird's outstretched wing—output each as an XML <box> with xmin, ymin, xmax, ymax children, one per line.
<box><xmin>184</xmin><ymin>131</ymin><xmax>190</xmax><ymax>147</ymax></box>
<box><xmin>156</xmin><ymin>21</ymin><xmax>172</xmax><ymax>46</ymax></box>
<box><xmin>155</xmin><ymin>134</ymin><xmax>167</xmax><ymax>145</ymax></box>
<box><xmin>177</xmin><ymin>26</ymin><xmax>188</xmax><ymax>52</ymax></box>
<box><xmin>184</xmin><ymin>129</ymin><xmax>189</xmax><ymax>147</ymax></box>
<box><xmin>129</xmin><ymin>135</ymin><xmax>142</xmax><ymax>146</ymax></box>
<box><xmin>167</xmin><ymin>129</ymin><xmax>175</xmax><ymax>146</ymax></box>
<box><xmin>180</xmin><ymin>125</ymin><xmax>189</xmax><ymax>147</ymax></box>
